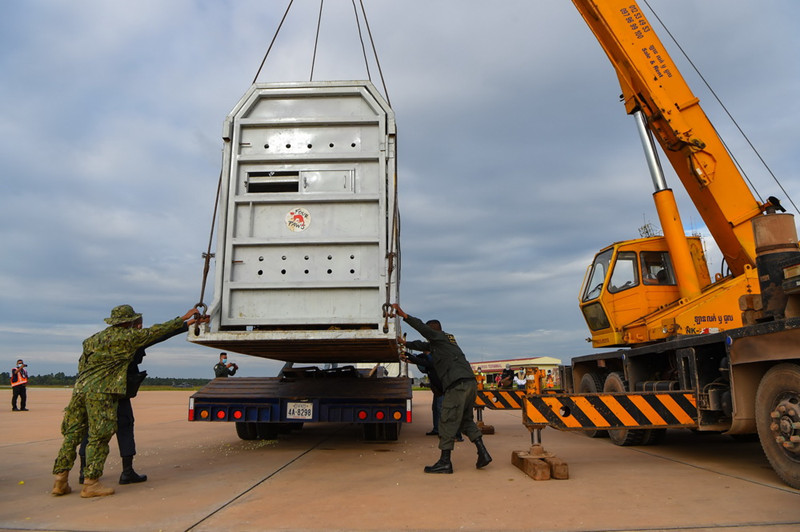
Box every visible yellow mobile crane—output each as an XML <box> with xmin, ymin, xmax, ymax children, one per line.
<box><xmin>524</xmin><ymin>0</ymin><xmax>800</xmax><ymax>489</ymax></box>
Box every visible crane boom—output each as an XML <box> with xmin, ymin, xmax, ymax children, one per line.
<box><xmin>572</xmin><ymin>0</ymin><xmax>764</xmax><ymax>275</ymax></box>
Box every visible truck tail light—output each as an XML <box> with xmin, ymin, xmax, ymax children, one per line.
<box><xmin>375</xmin><ymin>410</ymin><xmax>385</xmax><ymax>420</ymax></box>
<box><xmin>216</xmin><ymin>410</ymin><xmax>226</xmax><ymax>420</ymax></box>
<box><xmin>188</xmin><ymin>398</ymin><xmax>195</xmax><ymax>421</ymax></box>
<box><xmin>406</xmin><ymin>399</ymin><xmax>412</xmax><ymax>423</ymax></box>
<box><xmin>357</xmin><ymin>410</ymin><xmax>368</xmax><ymax>420</ymax></box>
<box><xmin>233</xmin><ymin>410</ymin><xmax>243</xmax><ymax>420</ymax></box>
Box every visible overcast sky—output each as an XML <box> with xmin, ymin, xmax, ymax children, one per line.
<box><xmin>2</xmin><ymin>1</ymin><xmax>799</xmax><ymax>379</ymax></box>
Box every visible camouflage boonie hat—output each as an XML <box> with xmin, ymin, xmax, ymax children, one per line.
<box><xmin>104</xmin><ymin>304</ymin><xmax>142</xmax><ymax>325</ymax></box>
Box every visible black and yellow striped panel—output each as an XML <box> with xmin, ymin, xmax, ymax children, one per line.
<box><xmin>475</xmin><ymin>389</ymin><xmax>526</xmax><ymax>410</ymax></box>
<box><xmin>523</xmin><ymin>392</ymin><xmax>697</xmax><ymax>429</ymax></box>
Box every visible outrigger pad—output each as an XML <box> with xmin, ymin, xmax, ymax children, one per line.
<box><xmin>511</xmin><ymin>449</ymin><xmax>569</xmax><ymax>480</ymax></box>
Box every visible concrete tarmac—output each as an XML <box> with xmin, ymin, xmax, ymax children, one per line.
<box><xmin>1</xmin><ymin>387</ymin><xmax>799</xmax><ymax>532</ymax></box>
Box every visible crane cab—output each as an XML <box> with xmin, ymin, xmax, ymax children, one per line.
<box><xmin>580</xmin><ymin>236</ymin><xmax>712</xmax><ymax>347</ymax></box>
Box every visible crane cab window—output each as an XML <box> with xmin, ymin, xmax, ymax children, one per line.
<box><xmin>608</xmin><ymin>251</ymin><xmax>639</xmax><ymax>293</ymax></box>
<box><xmin>582</xmin><ymin>249</ymin><xmax>613</xmax><ymax>302</ymax></box>
<box><xmin>641</xmin><ymin>251</ymin><xmax>676</xmax><ymax>285</ymax></box>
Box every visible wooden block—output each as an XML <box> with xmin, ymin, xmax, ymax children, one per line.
<box><xmin>511</xmin><ymin>450</ymin><xmax>526</xmax><ymax>470</ymax></box>
<box><xmin>525</xmin><ymin>457</ymin><xmax>551</xmax><ymax>480</ymax></box>
<box><xmin>511</xmin><ymin>451</ymin><xmax>551</xmax><ymax>480</ymax></box>
<box><xmin>543</xmin><ymin>456</ymin><xmax>569</xmax><ymax>479</ymax></box>
<box><xmin>739</xmin><ymin>293</ymin><xmax>763</xmax><ymax>311</ymax></box>
<box><xmin>480</xmin><ymin>424</ymin><xmax>495</xmax><ymax>435</ymax></box>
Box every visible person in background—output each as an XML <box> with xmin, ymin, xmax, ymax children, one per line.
<box><xmin>392</xmin><ymin>304</ymin><xmax>491</xmax><ymax>474</ymax></box>
<box><xmin>214</xmin><ymin>352</ymin><xmax>238</xmax><ymax>378</ymax></box>
<box><xmin>51</xmin><ymin>304</ymin><xmax>201</xmax><ymax>498</ymax></box>
<box><xmin>499</xmin><ymin>364</ymin><xmax>515</xmax><ymax>388</ymax></box>
<box><xmin>474</xmin><ymin>366</ymin><xmax>485</xmax><ymax>390</ymax></box>
<box><xmin>513</xmin><ymin>371</ymin><xmax>527</xmax><ymax>390</ymax></box>
<box><xmin>546</xmin><ymin>370</ymin><xmax>555</xmax><ymax>389</ymax></box>
<box><xmin>11</xmin><ymin>359</ymin><xmax>29</xmax><ymax>411</ymax></box>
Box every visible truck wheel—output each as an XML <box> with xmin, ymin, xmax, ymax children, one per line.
<box><xmin>755</xmin><ymin>363</ymin><xmax>800</xmax><ymax>489</ymax></box>
<box><xmin>579</xmin><ymin>372</ymin><xmax>607</xmax><ymax>438</ymax></box>
<box><xmin>604</xmin><ymin>372</ymin><xmax>646</xmax><ymax>446</ymax></box>
<box><xmin>256</xmin><ymin>423</ymin><xmax>280</xmax><ymax>440</ymax></box>
<box><xmin>235</xmin><ymin>422</ymin><xmax>257</xmax><ymax>440</ymax></box>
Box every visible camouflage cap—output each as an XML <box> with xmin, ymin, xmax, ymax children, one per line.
<box><xmin>104</xmin><ymin>304</ymin><xmax>142</xmax><ymax>325</ymax></box>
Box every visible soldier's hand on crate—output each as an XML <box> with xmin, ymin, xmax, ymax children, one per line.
<box><xmin>188</xmin><ymin>315</ymin><xmax>210</xmax><ymax>326</ymax></box>
<box><xmin>182</xmin><ymin>308</ymin><xmax>208</xmax><ymax>326</ymax></box>
<box><xmin>390</xmin><ymin>304</ymin><xmax>407</xmax><ymax>319</ymax></box>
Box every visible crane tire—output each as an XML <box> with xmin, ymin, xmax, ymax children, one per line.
<box><xmin>755</xmin><ymin>363</ymin><xmax>800</xmax><ymax>489</ymax></box>
<box><xmin>579</xmin><ymin>372</ymin><xmax>608</xmax><ymax>438</ymax></box>
<box><xmin>604</xmin><ymin>372</ymin><xmax>646</xmax><ymax>446</ymax></box>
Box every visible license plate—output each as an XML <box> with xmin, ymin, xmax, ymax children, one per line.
<box><xmin>286</xmin><ymin>401</ymin><xmax>313</xmax><ymax>420</ymax></box>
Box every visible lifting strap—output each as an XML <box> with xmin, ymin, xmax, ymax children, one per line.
<box><xmin>251</xmin><ymin>0</ymin><xmax>391</xmax><ymax>105</ymax></box>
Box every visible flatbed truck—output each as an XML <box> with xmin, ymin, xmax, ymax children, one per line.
<box><xmin>187</xmin><ymin>81</ymin><xmax>409</xmax><ymax>441</ymax></box>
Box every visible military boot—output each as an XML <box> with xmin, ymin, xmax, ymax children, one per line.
<box><xmin>51</xmin><ymin>471</ymin><xmax>72</xmax><ymax>496</ymax></box>
<box><xmin>80</xmin><ymin>478</ymin><xmax>115</xmax><ymax>498</ymax></box>
<box><xmin>424</xmin><ymin>449</ymin><xmax>453</xmax><ymax>474</ymax></box>
<box><xmin>475</xmin><ymin>437</ymin><xmax>492</xmax><ymax>469</ymax></box>
<box><xmin>119</xmin><ymin>455</ymin><xmax>147</xmax><ymax>484</ymax></box>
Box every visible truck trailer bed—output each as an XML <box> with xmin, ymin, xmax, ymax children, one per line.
<box><xmin>188</xmin><ymin>332</ymin><xmax>400</xmax><ymax>363</ymax></box>
<box><xmin>191</xmin><ymin>375</ymin><xmax>411</xmax><ymax>401</ymax></box>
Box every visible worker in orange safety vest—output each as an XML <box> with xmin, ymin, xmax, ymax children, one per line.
<box><xmin>11</xmin><ymin>358</ymin><xmax>29</xmax><ymax>411</ymax></box>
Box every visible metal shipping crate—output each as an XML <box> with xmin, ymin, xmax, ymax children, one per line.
<box><xmin>189</xmin><ymin>81</ymin><xmax>400</xmax><ymax>363</ymax></box>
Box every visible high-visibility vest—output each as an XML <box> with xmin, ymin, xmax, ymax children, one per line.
<box><xmin>11</xmin><ymin>369</ymin><xmax>27</xmax><ymax>387</ymax></box>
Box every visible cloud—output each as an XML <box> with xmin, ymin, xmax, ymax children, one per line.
<box><xmin>2</xmin><ymin>1</ymin><xmax>799</xmax><ymax>377</ymax></box>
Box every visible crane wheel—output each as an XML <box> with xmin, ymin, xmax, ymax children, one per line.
<box><xmin>755</xmin><ymin>363</ymin><xmax>800</xmax><ymax>489</ymax></box>
<box><xmin>579</xmin><ymin>372</ymin><xmax>608</xmax><ymax>438</ymax></box>
<box><xmin>603</xmin><ymin>372</ymin><xmax>646</xmax><ymax>446</ymax></box>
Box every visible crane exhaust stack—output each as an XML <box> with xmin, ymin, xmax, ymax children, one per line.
<box><xmin>752</xmin><ymin>213</ymin><xmax>800</xmax><ymax>321</ymax></box>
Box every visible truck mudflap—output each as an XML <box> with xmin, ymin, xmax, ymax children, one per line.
<box><xmin>523</xmin><ymin>391</ymin><xmax>698</xmax><ymax>430</ymax></box>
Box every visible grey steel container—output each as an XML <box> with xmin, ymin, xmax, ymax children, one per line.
<box><xmin>188</xmin><ymin>81</ymin><xmax>401</xmax><ymax>363</ymax></box>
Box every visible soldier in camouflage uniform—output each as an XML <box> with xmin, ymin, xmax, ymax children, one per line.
<box><xmin>391</xmin><ymin>304</ymin><xmax>492</xmax><ymax>474</ymax></box>
<box><xmin>52</xmin><ymin>304</ymin><xmax>201</xmax><ymax>498</ymax></box>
